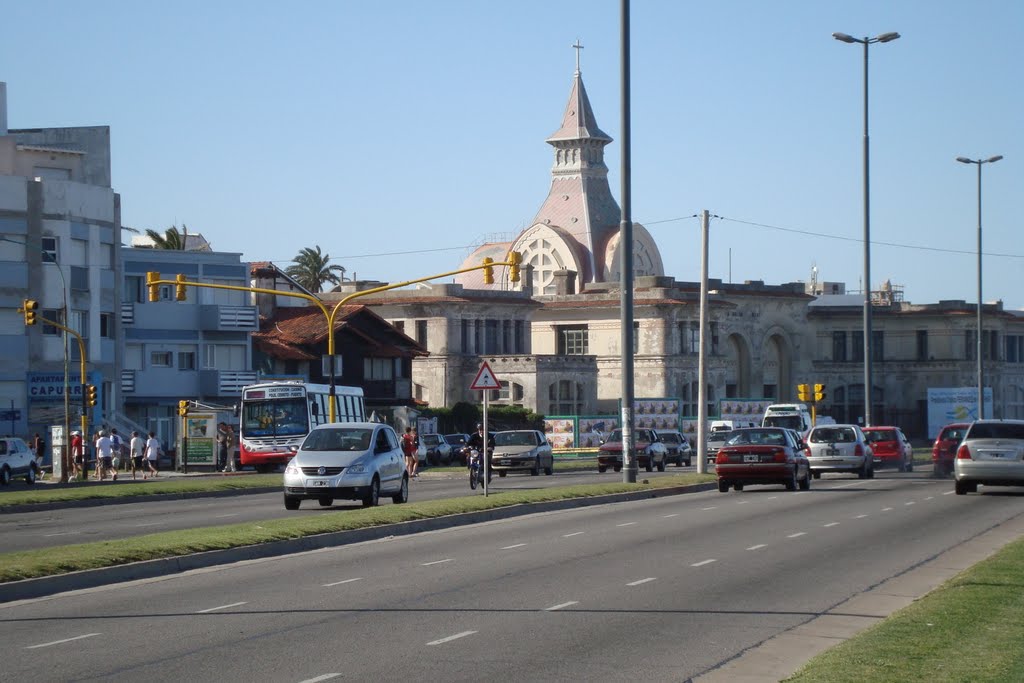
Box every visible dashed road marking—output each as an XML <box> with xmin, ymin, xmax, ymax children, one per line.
<box><xmin>855</xmin><ymin>514</ymin><xmax>868</xmax><ymax>518</ymax></box>
<box><xmin>214</xmin><ymin>513</ymin><xmax>239</xmax><ymax>519</ymax></box>
<box><xmin>43</xmin><ymin>531</ymin><xmax>81</xmax><ymax>537</ymax></box>
<box><xmin>298</xmin><ymin>675</ymin><xmax>341</xmax><ymax>683</ymax></box>
<box><xmin>26</xmin><ymin>633</ymin><xmax>100</xmax><ymax>649</ymax></box>
<box><xmin>943</xmin><ymin>490</ymin><xmax>956</xmax><ymax>495</ymax></box>
<box><xmin>627</xmin><ymin>577</ymin><xmax>657</xmax><ymax>586</ymax></box>
<box><xmin>905</xmin><ymin>502</ymin><xmax>915</xmax><ymax>506</ymax></box>
<box><xmin>882</xmin><ymin>507</ymin><xmax>894</xmax><ymax>512</ymax></box>
<box><xmin>616</xmin><ymin>522</ymin><xmax>637</xmax><ymax>527</ymax></box>
<box><xmin>545</xmin><ymin>601</ymin><xmax>579</xmax><ymax>611</ymax></box>
<box><xmin>823</xmin><ymin>522</ymin><xmax>839</xmax><ymax>527</ymax></box>
<box><xmin>422</xmin><ymin>559</ymin><xmax>454</xmax><ymax>566</ymax></box>
<box><xmin>737</xmin><ymin>501</ymin><xmax>750</xmax><ymax>505</ymax></box>
<box><xmin>663</xmin><ymin>513</ymin><xmax>679</xmax><ymax>518</ymax></box>
<box><xmin>787</xmin><ymin>532</ymin><xmax>806</xmax><ymax>538</ymax></box>
<box><xmin>691</xmin><ymin>559</ymin><xmax>717</xmax><ymax>567</ymax></box>
<box><xmin>501</xmin><ymin>543</ymin><xmax>527</xmax><ymax>550</ymax></box>
<box><xmin>197</xmin><ymin>602</ymin><xmax>247</xmax><ymax>614</ymax></box>
<box><xmin>747</xmin><ymin>544</ymin><xmax>767</xmax><ymax>551</ymax></box>
<box><xmin>428</xmin><ymin>631</ymin><xmax>477</xmax><ymax>646</ymax></box>
<box><xmin>323</xmin><ymin>578</ymin><xmax>362</xmax><ymax>587</ymax></box>
<box><xmin>702</xmin><ymin>506</ymin><xmax>718</xmax><ymax>511</ymax></box>
<box><xmin>133</xmin><ymin>523</ymin><xmax>162</xmax><ymax>528</ymax></box>
<box><xmin>563</xmin><ymin>531</ymin><xmax>585</xmax><ymax>538</ymax></box>
<box><xmin>925</xmin><ymin>496</ymin><xmax>934</xmax><ymax>500</ymax></box>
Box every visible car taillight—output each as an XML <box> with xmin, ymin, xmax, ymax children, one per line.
<box><xmin>854</xmin><ymin>443</ymin><xmax>863</xmax><ymax>457</ymax></box>
<box><xmin>804</xmin><ymin>446</ymin><xmax>811</xmax><ymax>457</ymax></box>
<box><xmin>715</xmin><ymin>452</ymin><xmax>726</xmax><ymax>464</ymax></box>
<box><xmin>773</xmin><ymin>449</ymin><xmax>787</xmax><ymax>463</ymax></box>
<box><xmin>932</xmin><ymin>443</ymin><xmax>940</xmax><ymax>459</ymax></box>
<box><xmin>957</xmin><ymin>444</ymin><xmax>972</xmax><ymax>460</ymax></box>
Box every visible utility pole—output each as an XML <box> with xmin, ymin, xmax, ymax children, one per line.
<box><xmin>696</xmin><ymin>210</ymin><xmax>710</xmax><ymax>474</ymax></box>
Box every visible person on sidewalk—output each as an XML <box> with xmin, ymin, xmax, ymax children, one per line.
<box><xmin>130</xmin><ymin>430</ymin><xmax>146</xmax><ymax>480</ymax></box>
<box><xmin>402</xmin><ymin>427</ymin><xmax>417</xmax><ymax>479</ymax></box>
<box><xmin>223</xmin><ymin>424</ymin><xmax>237</xmax><ymax>472</ymax></box>
<box><xmin>216</xmin><ymin>422</ymin><xmax>228</xmax><ymax>472</ymax></box>
<box><xmin>69</xmin><ymin>430</ymin><xmax>83</xmax><ymax>481</ymax></box>
<box><xmin>109</xmin><ymin>429</ymin><xmax>124</xmax><ymax>472</ymax></box>
<box><xmin>95</xmin><ymin>430</ymin><xmax>116</xmax><ymax>481</ymax></box>
<box><xmin>144</xmin><ymin>431</ymin><xmax>160</xmax><ymax>477</ymax></box>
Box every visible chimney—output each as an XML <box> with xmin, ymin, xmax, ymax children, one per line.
<box><xmin>552</xmin><ymin>269</ymin><xmax>577</xmax><ymax>296</ymax></box>
<box><xmin>0</xmin><ymin>82</ymin><xmax>7</xmax><ymax>135</ymax></box>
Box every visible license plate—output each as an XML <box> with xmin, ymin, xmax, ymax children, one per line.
<box><xmin>826</xmin><ymin>448</ymin><xmax>839</xmax><ymax>456</ymax></box>
<box><xmin>743</xmin><ymin>454</ymin><xmax>759</xmax><ymax>463</ymax></box>
<box><xmin>310</xmin><ymin>479</ymin><xmax>329</xmax><ymax>487</ymax></box>
<box><xmin>501</xmin><ymin>459</ymin><xmax>511</xmax><ymax>465</ymax></box>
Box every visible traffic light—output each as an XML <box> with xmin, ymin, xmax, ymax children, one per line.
<box><xmin>175</xmin><ymin>274</ymin><xmax>187</xmax><ymax>301</ymax></box>
<box><xmin>797</xmin><ymin>383</ymin><xmax>810</xmax><ymax>402</ymax></box>
<box><xmin>86</xmin><ymin>384</ymin><xmax>98</xmax><ymax>407</ymax></box>
<box><xmin>147</xmin><ymin>271</ymin><xmax>160</xmax><ymax>302</ymax></box>
<box><xmin>22</xmin><ymin>299</ymin><xmax>38</xmax><ymax>326</ymax></box>
<box><xmin>178</xmin><ymin>400</ymin><xmax>189</xmax><ymax>417</ymax></box>
<box><xmin>814</xmin><ymin>383</ymin><xmax>827</xmax><ymax>402</ymax></box>
<box><xmin>508</xmin><ymin>251</ymin><xmax>522</xmax><ymax>283</ymax></box>
<box><xmin>482</xmin><ymin>257</ymin><xmax>494</xmax><ymax>285</ymax></box>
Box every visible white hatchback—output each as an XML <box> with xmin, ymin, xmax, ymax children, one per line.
<box><xmin>0</xmin><ymin>437</ymin><xmax>39</xmax><ymax>486</ymax></box>
<box><xmin>283</xmin><ymin>422</ymin><xmax>409</xmax><ymax>510</ymax></box>
<box><xmin>805</xmin><ymin>424</ymin><xmax>874</xmax><ymax>479</ymax></box>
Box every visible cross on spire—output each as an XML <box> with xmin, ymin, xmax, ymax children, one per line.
<box><xmin>572</xmin><ymin>39</ymin><xmax>584</xmax><ymax>74</ymax></box>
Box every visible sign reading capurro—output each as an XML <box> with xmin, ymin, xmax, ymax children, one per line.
<box><xmin>28</xmin><ymin>373</ymin><xmax>84</xmax><ymax>401</ymax></box>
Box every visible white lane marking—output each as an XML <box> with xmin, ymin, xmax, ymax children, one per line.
<box><xmin>943</xmin><ymin>491</ymin><xmax>956</xmax><ymax>496</ymax></box>
<box><xmin>616</xmin><ymin>522</ymin><xmax>637</xmax><ymax>527</ymax></box>
<box><xmin>855</xmin><ymin>514</ymin><xmax>869</xmax><ymax>519</ymax></box>
<box><xmin>830</xmin><ymin>482</ymin><xmax>861</xmax><ymax>489</ymax></box>
<box><xmin>26</xmin><ymin>633</ymin><xmax>100</xmax><ymax>649</ymax></box>
<box><xmin>545</xmin><ymin>601</ymin><xmax>579</xmax><ymax>611</ymax></box>
<box><xmin>427</xmin><ymin>631</ymin><xmax>477</xmax><ymax>646</ymax></box>
<box><xmin>500</xmin><ymin>543</ymin><xmax>526</xmax><ymax>550</ymax></box>
<box><xmin>736</xmin><ymin>500</ymin><xmax>750</xmax><ymax>505</ymax></box>
<box><xmin>766</xmin><ymin>496</ymin><xmax>778</xmax><ymax>500</ymax></box>
<box><xmin>925</xmin><ymin>496</ymin><xmax>934</xmax><ymax>501</ymax></box>
<box><xmin>691</xmin><ymin>559</ymin><xmax>717</xmax><ymax>567</ymax></box>
<box><xmin>133</xmin><ymin>523</ymin><xmax>162</xmax><ymax>528</ymax></box>
<box><xmin>627</xmin><ymin>577</ymin><xmax>657</xmax><ymax>586</ymax></box>
<box><xmin>562</xmin><ymin>531</ymin><xmax>585</xmax><ymax>538</ymax></box>
<box><xmin>214</xmin><ymin>513</ymin><xmax>239</xmax><ymax>519</ymax></box>
<box><xmin>197</xmin><ymin>601</ymin><xmax>247</xmax><ymax>614</ymax></box>
<box><xmin>823</xmin><ymin>522</ymin><xmax>840</xmax><ymax>527</ymax></box>
<box><xmin>662</xmin><ymin>513</ymin><xmax>679</xmax><ymax>518</ymax></box>
<box><xmin>787</xmin><ymin>532</ymin><xmax>807</xmax><ymax>538</ymax></box>
<box><xmin>299</xmin><ymin>675</ymin><xmax>341</xmax><ymax>683</ymax></box>
<box><xmin>747</xmin><ymin>544</ymin><xmax>767</xmax><ymax>551</ymax></box>
<box><xmin>43</xmin><ymin>531</ymin><xmax>81</xmax><ymax>537</ymax></box>
<box><xmin>882</xmin><ymin>507</ymin><xmax>894</xmax><ymax>512</ymax></box>
<box><xmin>323</xmin><ymin>578</ymin><xmax>362</xmax><ymax>587</ymax></box>
<box><xmin>422</xmin><ymin>559</ymin><xmax>454</xmax><ymax>566</ymax></box>
<box><xmin>905</xmin><ymin>502</ymin><xmax>915</xmax><ymax>506</ymax></box>
<box><xmin>701</xmin><ymin>506</ymin><xmax>718</xmax><ymax>511</ymax></box>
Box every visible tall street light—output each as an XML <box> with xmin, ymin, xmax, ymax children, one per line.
<box><xmin>832</xmin><ymin>30</ymin><xmax>900</xmax><ymax>427</ymax></box>
<box><xmin>956</xmin><ymin>154</ymin><xmax>1003</xmax><ymax>419</ymax></box>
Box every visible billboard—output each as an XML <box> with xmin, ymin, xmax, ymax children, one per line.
<box><xmin>927</xmin><ymin>387</ymin><xmax>993</xmax><ymax>438</ymax></box>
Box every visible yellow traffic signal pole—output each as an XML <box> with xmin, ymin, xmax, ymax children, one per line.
<box><xmin>19</xmin><ymin>304</ymin><xmax>89</xmax><ymax>482</ymax></box>
<box><xmin>147</xmin><ymin>253</ymin><xmax>522</xmax><ymax>424</ymax></box>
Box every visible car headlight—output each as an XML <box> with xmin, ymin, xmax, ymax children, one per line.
<box><xmin>284</xmin><ymin>461</ymin><xmax>301</xmax><ymax>475</ymax></box>
<box><xmin>345</xmin><ymin>463</ymin><xmax>367</xmax><ymax>475</ymax></box>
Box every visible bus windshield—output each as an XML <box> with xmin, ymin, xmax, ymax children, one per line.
<box><xmin>242</xmin><ymin>398</ymin><xmax>310</xmax><ymax>438</ymax></box>
<box><xmin>763</xmin><ymin>415</ymin><xmax>803</xmax><ymax>431</ymax></box>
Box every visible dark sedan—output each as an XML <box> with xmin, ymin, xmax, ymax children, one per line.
<box><xmin>715</xmin><ymin>427</ymin><xmax>811</xmax><ymax>492</ymax></box>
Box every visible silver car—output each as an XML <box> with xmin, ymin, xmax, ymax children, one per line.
<box><xmin>805</xmin><ymin>424</ymin><xmax>874</xmax><ymax>479</ymax></box>
<box><xmin>954</xmin><ymin>419</ymin><xmax>1024</xmax><ymax>495</ymax></box>
<box><xmin>490</xmin><ymin>430</ymin><xmax>554</xmax><ymax>477</ymax></box>
<box><xmin>283</xmin><ymin>422</ymin><xmax>409</xmax><ymax>509</ymax></box>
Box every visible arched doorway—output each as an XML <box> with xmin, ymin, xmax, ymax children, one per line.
<box><xmin>725</xmin><ymin>333</ymin><xmax>752</xmax><ymax>397</ymax></box>
<box><xmin>761</xmin><ymin>331</ymin><xmax>793</xmax><ymax>401</ymax></box>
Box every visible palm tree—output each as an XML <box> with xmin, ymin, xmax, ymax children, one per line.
<box><xmin>286</xmin><ymin>245</ymin><xmax>346</xmax><ymax>293</ymax></box>
<box><xmin>144</xmin><ymin>224</ymin><xmax>188</xmax><ymax>250</ymax></box>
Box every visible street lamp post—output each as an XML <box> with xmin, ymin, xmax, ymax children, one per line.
<box><xmin>832</xmin><ymin>30</ymin><xmax>899</xmax><ymax>427</ymax></box>
<box><xmin>956</xmin><ymin>154</ymin><xmax>1003</xmax><ymax>419</ymax></box>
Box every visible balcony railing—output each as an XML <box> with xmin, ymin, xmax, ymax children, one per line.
<box><xmin>121</xmin><ymin>369</ymin><xmax>135</xmax><ymax>394</ymax></box>
<box><xmin>199</xmin><ymin>369</ymin><xmax>259</xmax><ymax>396</ymax></box>
<box><xmin>121</xmin><ymin>302</ymin><xmax>134</xmax><ymax>326</ymax></box>
<box><xmin>199</xmin><ymin>305</ymin><xmax>258</xmax><ymax>331</ymax></box>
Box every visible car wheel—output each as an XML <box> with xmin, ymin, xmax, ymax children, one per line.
<box><xmin>812</xmin><ymin>471</ymin><xmax>821</xmax><ymax>479</ymax></box>
<box><xmin>734</xmin><ymin>483</ymin><xmax>744</xmax><ymax>491</ymax></box>
<box><xmin>392</xmin><ymin>475</ymin><xmax>409</xmax><ymax>504</ymax></box>
<box><xmin>907</xmin><ymin>458</ymin><xmax>914</xmax><ymax>472</ymax></box>
<box><xmin>441</xmin><ymin>453</ymin><xmax>452</xmax><ymax>466</ymax></box>
<box><xmin>955</xmin><ymin>479</ymin><xmax>971</xmax><ymax>495</ymax></box>
<box><xmin>867</xmin><ymin>466</ymin><xmax>875</xmax><ymax>479</ymax></box>
<box><xmin>362</xmin><ymin>477</ymin><xmax>380</xmax><ymax>507</ymax></box>
<box><xmin>26</xmin><ymin>465</ymin><xmax>37</xmax><ymax>485</ymax></box>
<box><xmin>530</xmin><ymin>458</ymin><xmax>540</xmax><ymax>476</ymax></box>
<box><xmin>0</xmin><ymin>467</ymin><xmax>10</xmax><ymax>486</ymax></box>
<box><xmin>598</xmin><ymin>465</ymin><xmax>607</xmax><ymax>473</ymax></box>
<box><xmin>644</xmin><ymin>458</ymin><xmax>653</xmax><ymax>473</ymax></box>
<box><xmin>785</xmin><ymin>467</ymin><xmax>798</xmax><ymax>491</ymax></box>
<box><xmin>498</xmin><ymin>470</ymin><xmax>507</xmax><ymax>477</ymax></box>
<box><xmin>544</xmin><ymin>460</ymin><xmax>553</xmax><ymax>476</ymax></box>
<box><xmin>799</xmin><ymin>467</ymin><xmax>811</xmax><ymax>490</ymax></box>
<box><xmin>718</xmin><ymin>479</ymin><xmax>729</xmax><ymax>493</ymax></box>
<box><xmin>427</xmin><ymin>452</ymin><xmax>438</xmax><ymax>467</ymax></box>
<box><xmin>685</xmin><ymin>458</ymin><xmax>692</xmax><ymax>467</ymax></box>
<box><xmin>255</xmin><ymin>465</ymin><xmax>271</xmax><ymax>474</ymax></box>
<box><xmin>657</xmin><ymin>458</ymin><xmax>666</xmax><ymax>472</ymax></box>
<box><xmin>318</xmin><ymin>497</ymin><xmax>334</xmax><ymax>507</ymax></box>
<box><xmin>614</xmin><ymin>465</ymin><xmax>622</xmax><ymax>472</ymax></box>
<box><xmin>284</xmin><ymin>495</ymin><xmax>301</xmax><ymax>510</ymax></box>
<box><xmin>898</xmin><ymin>459</ymin><xmax>906</xmax><ymax>473</ymax></box>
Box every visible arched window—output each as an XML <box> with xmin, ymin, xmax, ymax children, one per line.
<box><xmin>549</xmin><ymin>380</ymin><xmax>585</xmax><ymax>415</ymax></box>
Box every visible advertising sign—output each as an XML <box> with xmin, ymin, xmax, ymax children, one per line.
<box><xmin>183</xmin><ymin>414</ymin><xmax>216</xmax><ymax>465</ymax></box>
<box><xmin>577</xmin><ymin>416</ymin><xmax>619</xmax><ymax>449</ymax></box>
<box><xmin>632</xmin><ymin>398</ymin><xmax>680</xmax><ymax>431</ymax></box>
<box><xmin>544</xmin><ymin>417</ymin><xmax>575</xmax><ymax>449</ymax></box>
<box><xmin>717</xmin><ymin>399</ymin><xmax>772</xmax><ymax>428</ymax></box>
<box><xmin>927</xmin><ymin>388</ymin><xmax>993</xmax><ymax>438</ymax></box>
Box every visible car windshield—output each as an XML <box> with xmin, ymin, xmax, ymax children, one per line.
<box><xmin>659</xmin><ymin>433</ymin><xmax>680</xmax><ymax>443</ymax></box>
<box><xmin>708</xmin><ymin>432</ymin><xmax>731</xmax><ymax>444</ymax></box>
<box><xmin>496</xmin><ymin>432</ymin><xmax>537</xmax><ymax>446</ymax></box>
<box><xmin>725</xmin><ymin>429</ymin><xmax>787</xmax><ymax>446</ymax></box>
<box><xmin>607</xmin><ymin>429</ymin><xmax>623</xmax><ymax>442</ymax></box>
<box><xmin>864</xmin><ymin>429</ymin><xmax>898</xmax><ymax>443</ymax></box>
<box><xmin>763</xmin><ymin>415</ymin><xmax>803</xmax><ymax>431</ymax></box>
<box><xmin>810</xmin><ymin>427</ymin><xmax>857</xmax><ymax>443</ymax></box>
<box><xmin>423</xmin><ymin>434</ymin><xmax>441</xmax><ymax>446</ymax></box>
<box><xmin>301</xmin><ymin>427</ymin><xmax>372</xmax><ymax>452</ymax></box>
<box><xmin>445</xmin><ymin>434</ymin><xmax>467</xmax><ymax>445</ymax></box>
<box><xmin>940</xmin><ymin>427</ymin><xmax>966</xmax><ymax>442</ymax></box>
<box><xmin>967</xmin><ymin>423</ymin><xmax>1024</xmax><ymax>440</ymax></box>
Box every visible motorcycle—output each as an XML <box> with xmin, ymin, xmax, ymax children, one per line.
<box><xmin>467</xmin><ymin>448</ymin><xmax>491</xmax><ymax>490</ymax></box>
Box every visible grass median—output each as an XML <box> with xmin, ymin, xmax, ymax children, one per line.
<box><xmin>0</xmin><ymin>472</ymin><xmax>714</xmax><ymax>583</ymax></box>
<box><xmin>785</xmin><ymin>535</ymin><xmax>1024</xmax><ymax>682</ymax></box>
<box><xmin>0</xmin><ymin>474</ymin><xmax>282</xmax><ymax>507</ymax></box>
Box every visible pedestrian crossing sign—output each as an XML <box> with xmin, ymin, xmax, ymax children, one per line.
<box><xmin>470</xmin><ymin>362</ymin><xmax>502</xmax><ymax>391</ymax></box>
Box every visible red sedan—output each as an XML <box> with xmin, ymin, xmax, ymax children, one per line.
<box><xmin>932</xmin><ymin>422</ymin><xmax>969</xmax><ymax>477</ymax></box>
<box><xmin>862</xmin><ymin>426</ymin><xmax>914</xmax><ymax>472</ymax></box>
<box><xmin>715</xmin><ymin>427</ymin><xmax>811</xmax><ymax>492</ymax></box>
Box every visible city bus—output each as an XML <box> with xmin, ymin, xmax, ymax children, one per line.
<box><xmin>239</xmin><ymin>381</ymin><xmax>365</xmax><ymax>472</ymax></box>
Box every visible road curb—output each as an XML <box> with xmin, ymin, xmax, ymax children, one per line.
<box><xmin>0</xmin><ymin>481</ymin><xmax>716</xmax><ymax>603</ymax></box>
<box><xmin>0</xmin><ymin>487</ymin><xmax>282</xmax><ymax>514</ymax></box>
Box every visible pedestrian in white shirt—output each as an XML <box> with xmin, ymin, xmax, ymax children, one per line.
<box><xmin>95</xmin><ymin>431</ymin><xmax>116</xmax><ymax>481</ymax></box>
<box><xmin>144</xmin><ymin>431</ymin><xmax>160</xmax><ymax>477</ymax></box>
<box><xmin>130</xmin><ymin>431</ymin><xmax>147</xmax><ymax>480</ymax></box>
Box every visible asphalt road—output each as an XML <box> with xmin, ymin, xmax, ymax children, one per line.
<box><xmin>3</xmin><ymin>472</ymin><xmax>1022</xmax><ymax>681</ymax></box>
<box><xmin>0</xmin><ymin>467</ymin><xmax>690</xmax><ymax>552</ymax></box>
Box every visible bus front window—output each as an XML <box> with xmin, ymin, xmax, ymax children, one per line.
<box><xmin>242</xmin><ymin>398</ymin><xmax>310</xmax><ymax>437</ymax></box>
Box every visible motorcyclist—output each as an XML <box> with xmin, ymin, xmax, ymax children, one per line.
<box><xmin>466</xmin><ymin>423</ymin><xmax>495</xmax><ymax>464</ymax></box>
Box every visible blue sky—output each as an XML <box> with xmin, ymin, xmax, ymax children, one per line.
<box><xmin>3</xmin><ymin>1</ymin><xmax>1021</xmax><ymax>307</ymax></box>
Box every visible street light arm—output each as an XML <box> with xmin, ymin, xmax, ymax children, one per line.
<box><xmin>832</xmin><ymin>32</ymin><xmax>859</xmax><ymax>43</ymax></box>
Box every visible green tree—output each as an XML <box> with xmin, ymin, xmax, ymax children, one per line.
<box><xmin>286</xmin><ymin>245</ymin><xmax>345</xmax><ymax>293</ymax></box>
<box><xmin>144</xmin><ymin>224</ymin><xmax>188</xmax><ymax>250</ymax></box>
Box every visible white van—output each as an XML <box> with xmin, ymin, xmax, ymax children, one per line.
<box><xmin>762</xmin><ymin>404</ymin><xmax>812</xmax><ymax>433</ymax></box>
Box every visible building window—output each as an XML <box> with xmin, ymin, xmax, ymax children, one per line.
<box><xmin>41</xmin><ymin>237</ymin><xmax>58</xmax><ymax>263</ymax></box>
<box><xmin>363</xmin><ymin>357</ymin><xmax>394</xmax><ymax>380</ymax></box>
<box><xmin>916</xmin><ymin>330</ymin><xmax>928</xmax><ymax>361</ymax></box>
<box><xmin>688</xmin><ymin>322</ymin><xmax>700</xmax><ymax>354</ymax></box>
<box><xmin>633</xmin><ymin>321</ymin><xmax>640</xmax><ymax>354</ymax></box>
<box><xmin>100</xmin><ymin>313</ymin><xmax>113</xmax><ymax>339</ymax></box>
<box><xmin>124</xmin><ymin>276</ymin><xmax>143</xmax><ymax>303</ymax></box>
<box><xmin>548</xmin><ymin>380</ymin><xmax>585</xmax><ymax>415</ymax></box>
<box><xmin>1007</xmin><ymin>336</ymin><xmax>1023</xmax><ymax>364</ymax></box>
<box><xmin>393</xmin><ymin>320</ymin><xmax>405</xmax><ymax>335</ymax></box>
<box><xmin>852</xmin><ymin>332</ymin><xmax>864</xmax><ymax>362</ymax></box>
<box><xmin>415</xmin><ymin>320</ymin><xmax>428</xmax><ymax>348</ymax></box>
<box><xmin>965</xmin><ymin>329</ymin><xmax>975</xmax><ymax>361</ymax></box>
<box><xmin>41</xmin><ymin>309</ymin><xmax>63</xmax><ymax>336</ymax></box>
<box><xmin>872</xmin><ymin>330</ymin><xmax>884</xmax><ymax>362</ymax></box>
<box><xmin>984</xmin><ymin>330</ymin><xmax>998</xmax><ymax>361</ymax></box>
<box><xmin>498</xmin><ymin>381</ymin><xmax>524</xmax><ymax>404</ymax></box>
<box><xmin>461</xmin><ymin>319</ymin><xmax>470</xmax><ymax>353</ymax></box>
<box><xmin>710</xmin><ymin>322</ymin><xmax>719</xmax><ymax>355</ymax></box>
<box><xmin>763</xmin><ymin>384</ymin><xmax>777</xmax><ymax>400</ymax></box>
<box><xmin>832</xmin><ymin>331</ymin><xmax>847</xmax><ymax>362</ymax></box>
<box><xmin>514</xmin><ymin>320</ymin><xmax>526</xmax><ymax>354</ymax></box>
<box><xmin>484</xmin><ymin>319</ymin><xmax>499</xmax><ymax>354</ymax></box>
<box><xmin>178</xmin><ymin>351</ymin><xmax>196</xmax><ymax>370</ymax></box>
<box><xmin>557</xmin><ymin>326</ymin><xmax>589</xmax><ymax>355</ymax></box>
<box><xmin>150</xmin><ymin>351</ymin><xmax>173</xmax><ymax>368</ymax></box>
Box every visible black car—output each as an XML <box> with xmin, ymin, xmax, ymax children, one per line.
<box><xmin>444</xmin><ymin>433</ymin><xmax>472</xmax><ymax>466</ymax></box>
